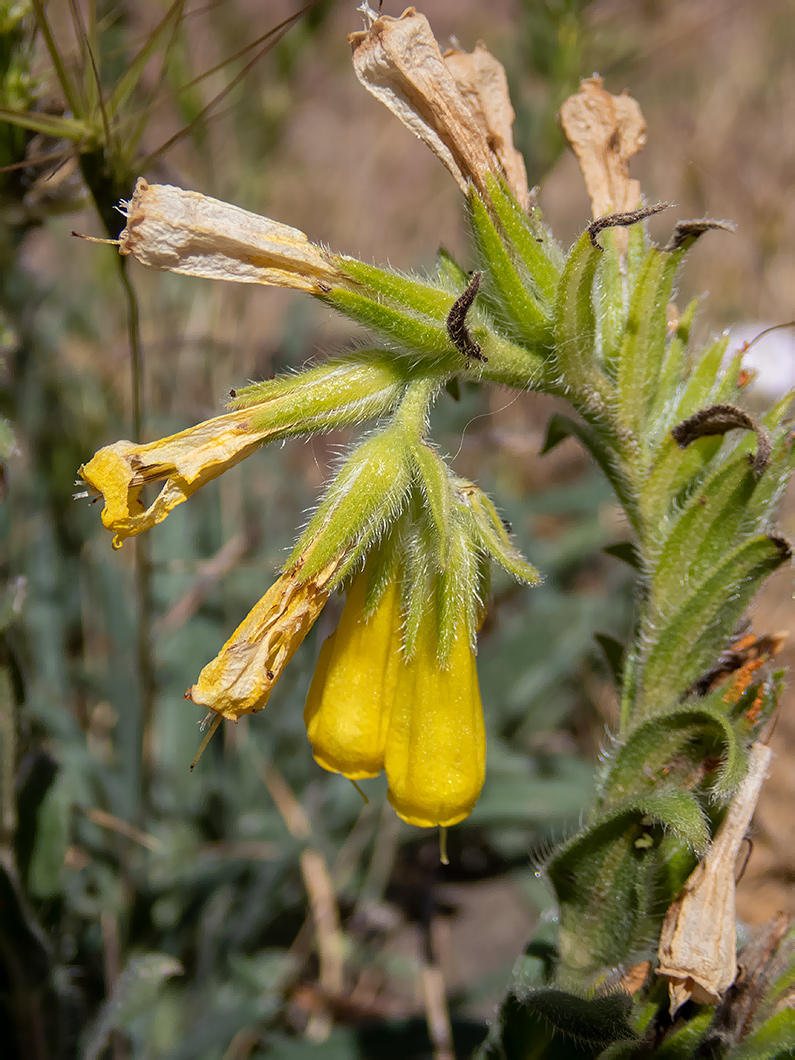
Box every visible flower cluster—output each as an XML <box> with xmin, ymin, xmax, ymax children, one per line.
<box><xmin>79</xmin><ymin>8</ymin><xmax>544</xmax><ymax>828</ymax></box>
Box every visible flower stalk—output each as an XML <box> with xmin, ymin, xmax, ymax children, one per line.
<box><xmin>76</xmin><ymin>7</ymin><xmax>795</xmax><ymax>1054</ymax></box>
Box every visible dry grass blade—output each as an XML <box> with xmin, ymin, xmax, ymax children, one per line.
<box><xmin>258</xmin><ymin>759</ymin><xmax>344</xmax><ymax>1042</ymax></box>
<box><xmin>142</xmin><ymin>0</ymin><xmax>327</xmax><ymax>168</ymax></box>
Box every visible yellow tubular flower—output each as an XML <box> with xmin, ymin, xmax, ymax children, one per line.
<box><xmin>305</xmin><ymin>569</ymin><xmax>486</xmax><ymax>828</ymax></box>
<box><xmin>304</xmin><ymin>573</ymin><xmax>402</xmax><ymax>779</ymax></box>
<box><xmin>385</xmin><ymin>614</ymin><xmax>485</xmax><ymax>828</ymax></box>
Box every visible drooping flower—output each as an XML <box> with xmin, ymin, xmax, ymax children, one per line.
<box><xmin>302</xmin><ymin>449</ymin><xmax>539</xmax><ymax>828</ymax></box>
<box><xmin>187</xmin><ymin>550</ymin><xmax>348</xmax><ymax>722</ymax></box>
<box><xmin>304</xmin><ymin>563</ymin><xmax>486</xmax><ymax>828</ymax></box>
<box><xmin>304</xmin><ymin>568</ymin><xmax>402</xmax><ymax>780</ymax></box>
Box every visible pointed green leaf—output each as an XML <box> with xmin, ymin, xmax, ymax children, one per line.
<box><xmin>602</xmin><ymin>542</ymin><xmax>642</xmax><ymax>569</ymax></box>
<box><xmin>469</xmin><ymin>189</ymin><xmax>552</xmax><ymax>343</ymax></box>
<box><xmin>82</xmin><ymin>953</ymin><xmax>183</xmax><ymax>1060</ymax></box>
<box><xmin>673</xmin><ymin>333</ymin><xmax>730</xmax><ymax>420</ymax></box>
<box><xmin>548</xmin><ymin>787</ymin><xmax>708</xmax><ymax>980</ymax></box>
<box><xmin>31</xmin><ymin>0</ymin><xmax>85</xmax><ymax>117</ymax></box>
<box><xmin>635</xmin><ymin>786</ymin><xmax>710</xmax><ymax>850</ymax></box>
<box><xmin>465</xmin><ymin>487</ymin><xmax>541</xmax><ymax>585</ymax></box>
<box><xmin>742</xmin><ymin>429</ymin><xmax>795</xmax><ymax>530</ymax></box>
<box><xmin>322</xmin><ymin>287</ymin><xmax>454</xmax><ymax>359</ymax></box>
<box><xmin>497</xmin><ymin>990</ymin><xmax>637</xmax><ymax>1057</ymax></box>
<box><xmin>653</xmin><ymin>1013</ymin><xmax>713</xmax><ymax>1058</ymax></box>
<box><xmin>625</xmin><ymin>216</ymin><xmax>648</xmax><ymax>288</ymax></box>
<box><xmin>641</xmin><ymin>534</ymin><xmax>792</xmax><ymax>702</ymax></box>
<box><xmin>594</xmin><ymin>633</ymin><xmax>625</xmax><ymax>687</ymax></box>
<box><xmin>641</xmin><ymin>433</ymin><xmax>723</xmax><ymax>533</ymax></box>
<box><xmin>409</xmin><ymin>442</ymin><xmax>452</xmax><ymax>567</ymax></box>
<box><xmin>742</xmin><ymin>1010</ymin><xmax>795</xmax><ymax>1057</ymax></box>
<box><xmin>0</xmin><ymin>106</ymin><xmax>90</xmax><ymax>142</ymax></box>
<box><xmin>648</xmin><ymin>297</ymin><xmax>700</xmax><ymax>430</ymax></box>
<box><xmin>436</xmin><ymin>246</ymin><xmax>469</xmax><ymax>287</ymax></box>
<box><xmin>541</xmin><ymin>413</ymin><xmax>638</xmax><ymax>530</ymax></box>
<box><xmin>106</xmin><ymin>1</ymin><xmax>186</xmax><ymax>118</ymax></box>
<box><xmin>291</xmin><ymin>426</ymin><xmax>414</xmax><ymax>582</ymax></box>
<box><xmin>594</xmin><ymin>228</ymin><xmax>626</xmax><ymax>375</ymax></box>
<box><xmin>553</xmin><ymin>230</ymin><xmax>605</xmax><ymax>393</ymax></box>
<box><xmin>650</xmin><ymin>447</ymin><xmax>759</xmax><ymax>608</ymax></box>
<box><xmin>336</xmin><ymin>257</ymin><xmax>455</xmax><ymax>321</ymax></box>
<box><xmin>28</xmin><ymin>779</ymin><xmax>69</xmax><ymax>898</ymax></box>
<box><xmin>603</xmin><ymin>705</ymin><xmax>746</xmax><ymax>805</ymax></box>
<box><xmin>616</xmin><ymin>247</ymin><xmax>683</xmax><ymax>437</ymax></box>
<box><xmin>236</xmin><ymin>353</ymin><xmax>410</xmax><ymax>434</ymax></box>
<box><xmin>710</xmin><ymin>348</ymin><xmax>746</xmax><ymax>405</ymax></box>
<box><xmin>484</xmin><ymin>173</ymin><xmax>562</xmax><ymax>303</ymax></box>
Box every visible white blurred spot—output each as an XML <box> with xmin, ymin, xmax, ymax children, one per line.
<box><xmin>726</xmin><ymin>323</ymin><xmax>795</xmax><ymax>399</ymax></box>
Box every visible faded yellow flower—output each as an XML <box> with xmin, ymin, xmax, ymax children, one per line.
<box><xmin>79</xmin><ymin>356</ymin><xmax>409</xmax><ymax>550</ymax></box>
<box><xmin>305</xmin><ymin>566</ymin><xmax>486</xmax><ymax>828</ymax></box>
<box><xmin>79</xmin><ymin>408</ymin><xmax>281</xmax><ymax>549</ymax></box>
<box><xmin>188</xmin><ymin>551</ymin><xmax>348</xmax><ymax>722</ymax></box>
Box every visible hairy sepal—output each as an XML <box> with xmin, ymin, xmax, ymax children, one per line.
<box><xmin>468</xmin><ymin>188</ymin><xmax>553</xmax><ymax>346</ymax></box>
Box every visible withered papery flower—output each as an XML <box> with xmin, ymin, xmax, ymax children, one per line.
<box><xmin>187</xmin><ymin>552</ymin><xmax>347</xmax><ymax>722</ymax></box>
<box><xmin>349</xmin><ymin>7</ymin><xmax>529</xmax><ymax>208</ymax></box>
<box><xmin>657</xmin><ymin>741</ymin><xmax>772</xmax><ymax>1015</ymax></box>
<box><xmin>120</xmin><ymin>178</ymin><xmax>344</xmax><ymax>291</ymax></box>
<box><xmin>559</xmin><ymin>76</ymin><xmax>646</xmax><ymax>220</ymax></box>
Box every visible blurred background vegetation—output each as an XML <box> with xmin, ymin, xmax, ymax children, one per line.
<box><xmin>1</xmin><ymin>1</ymin><xmax>793</xmax><ymax>1057</ymax></box>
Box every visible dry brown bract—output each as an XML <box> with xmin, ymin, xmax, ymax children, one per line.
<box><xmin>657</xmin><ymin>741</ymin><xmax>772</xmax><ymax>1015</ymax></box>
<box><xmin>349</xmin><ymin>7</ymin><xmax>529</xmax><ymax>209</ymax></box>
<box><xmin>559</xmin><ymin>76</ymin><xmax>646</xmax><ymax>221</ymax></box>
